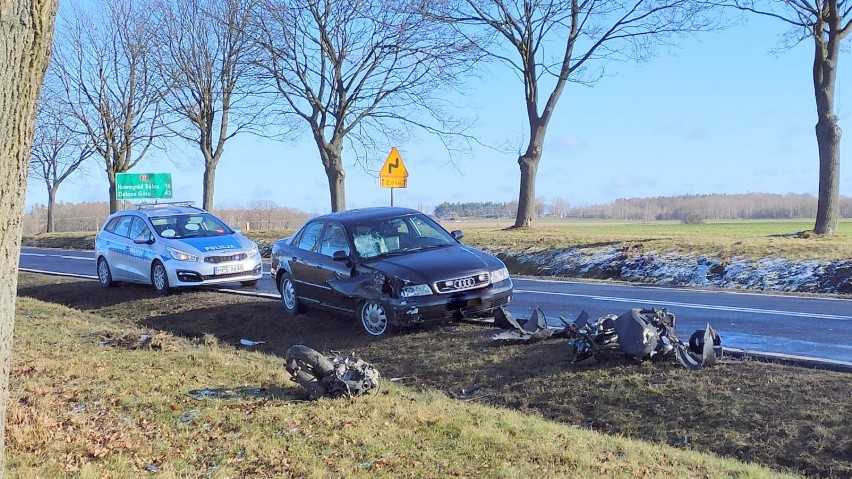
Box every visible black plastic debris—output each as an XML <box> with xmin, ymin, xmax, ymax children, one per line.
<box><xmin>491</xmin><ymin>306</ymin><xmax>570</xmax><ymax>342</ymax></box>
<box><xmin>675</xmin><ymin>323</ymin><xmax>723</xmax><ymax>370</ymax></box>
<box><xmin>284</xmin><ymin>345</ymin><xmax>381</xmax><ymax>399</ymax></box>
<box><xmin>565</xmin><ymin>307</ymin><xmax>723</xmax><ymax>370</ymax></box>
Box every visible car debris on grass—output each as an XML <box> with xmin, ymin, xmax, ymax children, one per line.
<box><xmin>491</xmin><ymin>306</ymin><xmax>723</xmax><ymax>370</ymax></box>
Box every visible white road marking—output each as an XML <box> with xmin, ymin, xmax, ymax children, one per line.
<box><xmin>21</xmin><ymin>252</ymin><xmax>94</xmax><ymax>261</ymax></box>
<box><xmin>19</xmin><ymin>268</ymin><xmax>98</xmax><ymax>280</ymax></box>
<box><xmin>514</xmin><ymin>289</ymin><xmax>852</xmax><ymax>321</ymax></box>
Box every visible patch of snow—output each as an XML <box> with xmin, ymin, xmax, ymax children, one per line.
<box><xmin>496</xmin><ymin>246</ymin><xmax>852</xmax><ymax>295</ymax></box>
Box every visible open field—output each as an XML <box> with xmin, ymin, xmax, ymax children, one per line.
<box><xmin>12</xmin><ymin>272</ymin><xmax>852</xmax><ymax>478</ymax></box>
<box><xmin>22</xmin><ymin>219</ymin><xmax>852</xmax><ymax>261</ymax></box>
<box><xmin>455</xmin><ymin>219</ymin><xmax>852</xmax><ymax>261</ymax></box>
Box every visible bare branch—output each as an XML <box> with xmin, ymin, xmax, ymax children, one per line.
<box><xmin>251</xmin><ymin>0</ymin><xmax>485</xmax><ymax>211</ymax></box>
<box><xmin>52</xmin><ymin>0</ymin><xmax>170</xmax><ymax>213</ymax></box>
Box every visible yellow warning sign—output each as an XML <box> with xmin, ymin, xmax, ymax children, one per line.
<box><xmin>379</xmin><ymin>147</ymin><xmax>408</xmax><ymax>188</ymax></box>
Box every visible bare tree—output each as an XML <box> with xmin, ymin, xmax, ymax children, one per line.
<box><xmin>549</xmin><ymin>196</ymin><xmax>572</xmax><ymax>217</ymax></box>
<box><xmin>722</xmin><ymin>1</ymin><xmax>850</xmax><ymax>235</ymax></box>
<box><xmin>154</xmin><ymin>0</ymin><xmax>265</xmax><ymax>211</ymax></box>
<box><xmin>253</xmin><ymin>0</ymin><xmax>481</xmax><ymax>212</ymax></box>
<box><xmin>29</xmin><ymin>83</ymin><xmax>95</xmax><ymax>232</ymax></box>
<box><xmin>433</xmin><ymin>0</ymin><xmax>716</xmax><ymax>228</ymax></box>
<box><xmin>0</xmin><ymin>0</ymin><xmax>58</xmax><ymax>472</ymax></box>
<box><xmin>53</xmin><ymin>0</ymin><xmax>169</xmax><ymax>214</ymax></box>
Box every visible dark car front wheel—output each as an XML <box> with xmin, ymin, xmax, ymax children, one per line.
<box><xmin>279</xmin><ymin>273</ymin><xmax>305</xmax><ymax>314</ymax></box>
<box><xmin>97</xmin><ymin>257</ymin><xmax>116</xmax><ymax>287</ymax></box>
<box><xmin>359</xmin><ymin>300</ymin><xmax>388</xmax><ymax>336</ymax></box>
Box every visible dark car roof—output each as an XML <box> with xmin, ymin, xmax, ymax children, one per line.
<box><xmin>315</xmin><ymin>207</ymin><xmax>423</xmax><ymax>226</ymax></box>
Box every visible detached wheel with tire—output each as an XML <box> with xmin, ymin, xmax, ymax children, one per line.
<box><xmin>284</xmin><ymin>345</ymin><xmax>335</xmax><ymax>398</ymax></box>
<box><xmin>279</xmin><ymin>273</ymin><xmax>305</xmax><ymax>314</ymax></box>
<box><xmin>97</xmin><ymin>257</ymin><xmax>116</xmax><ymax>287</ymax></box>
<box><xmin>151</xmin><ymin>261</ymin><xmax>171</xmax><ymax>295</ymax></box>
<box><xmin>359</xmin><ymin>300</ymin><xmax>389</xmax><ymax>336</ymax></box>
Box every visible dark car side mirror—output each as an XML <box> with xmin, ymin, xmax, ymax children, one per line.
<box><xmin>451</xmin><ymin>229</ymin><xmax>464</xmax><ymax>241</ymax></box>
<box><xmin>332</xmin><ymin>250</ymin><xmax>353</xmax><ymax>267</ymax></box>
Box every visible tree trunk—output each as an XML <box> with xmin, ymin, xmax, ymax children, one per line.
<box><xmin>203</xmin><ymin>161</ymin><xmax>217</xmax><ymax>211</ymax></box>
<box><xmin>319</xmin><ymin>138</ymin><xmax>345</xmax><ymax>212</ymax></box>
<box><xmin>46</xmin><ymin>186</ymin><xmax>56</xmax><ymax>233</ymax></box>
<box><xmin>325</xmin><ymin>160</ymin><xmax>346</xmax><ymax>212</ymax></box>
<box><xmin>812</xmin><ymin>33</ymin><xmax>841</xmax><ymax>235</ymax></box>
<box><xmin>513</xmin><ymin>125</ymin><xmax>545</xmax><ymax>228</ymax></box>
<box><xmin>0</xmin><ymin>0</ymin><xmax>58</xmax><ymax>473</ymax></box>
<box><xmin>814</xmin><ymin>111</ymin><xmax>841</xmax><ymax>235</ymax></box>
<box><xmin>107</xmin><ymin>162</ymin><xmax>118</xmax><ymax>213</ymax></box>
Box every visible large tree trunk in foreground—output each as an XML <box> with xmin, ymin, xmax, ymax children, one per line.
<box><xmin>0</xmin><ymin>0</ymin><xmax>58</xmax><ymax>474</ymax></box>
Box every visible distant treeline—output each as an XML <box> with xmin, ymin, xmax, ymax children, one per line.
<box><xmin>22</xmin><ymin>193</ymin><xmax>852</xmax><ymax>234</ymax></box>
<box><xmin>434</xmin><ymin>193</ymin><xmax>852</xmax><ymax>220</ymax></box>
<box><xmin>22</xmin><ymin>201</ymin><xmax>311</xmax><ymax>234</ymax></box>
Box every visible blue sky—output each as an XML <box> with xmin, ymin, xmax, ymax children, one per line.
<box><xmin>25</xmin><ymin>13</ymin><xmax>851</xmax><ymax>216</ymax></box>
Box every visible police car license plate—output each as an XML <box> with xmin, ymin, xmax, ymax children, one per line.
<box><xmin>214</xmin><ymin>264</ymin><xmax>244</xmax><ymax>275</ymax></box>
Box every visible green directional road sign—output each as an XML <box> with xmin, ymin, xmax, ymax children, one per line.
<box><xmin>115</xmin><ymin>173</ymin><xmax>173</xmax><ymax>200</ymax></box>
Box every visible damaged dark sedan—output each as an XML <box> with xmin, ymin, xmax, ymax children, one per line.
<box><xmin>270</xmin><ymin>207</ymin><xmax>513</xmax><ymax>336</ymax></box>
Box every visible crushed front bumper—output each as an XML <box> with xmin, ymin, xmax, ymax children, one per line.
<box><xmin>384</xmin><ymin>279</ymin><xmax>513</xmax><ymax>327</ymax></box>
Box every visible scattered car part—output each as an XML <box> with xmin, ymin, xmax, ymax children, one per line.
<box><xmin>565</xmin><ymin>307</ymin><xmax>722</xmax><ymax>370</ymax></box>
<box><xmin>284</xmin><ymin>345</ymin><xmax>381</xmax><ymax>399</ymax></box>
<box><xmin>676</xmin><ymin>323</ymin><xmax>723</xmax><ymax>370</ymax></box>
<box><xmin>490</xmin><ymin>306</ymin><xmax>571</xmax><ymax>342</ymax></box>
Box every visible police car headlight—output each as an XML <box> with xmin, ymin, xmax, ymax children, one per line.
<box><xmin>400</xmin><ymin>284</ymin><xmax>432</xmax><ymax>298</ymax></box>
<box><xmin>490</xmin><ymin>267</ymin><xmax>510</xmax><ymax>283</ymax></box>
<box><xmin>248</xmin><ymin>243</ymin><xmax>259</xmax><ymax>257</ymax></box>
<box><xmin>167</xmin><ymin>247</ymin><xmax>198</xmax><ymax>262</ymax></box>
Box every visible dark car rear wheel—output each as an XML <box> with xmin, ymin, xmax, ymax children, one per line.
<box><xmin>152</xmin><ymin>261</ymin><xmax>171</xmax><ymax>295</ymax></box>
<box><xmin>359</xmin><ymin>300</ymin><xmax>388</xmax><ymax>336</ymax></box>
<box><xmin>279</xmin><ymin>273</ymin><xmax>305</xmax><ymax>314</ymax></box>
<box><xmin>97</xmin><ymin>257</ymin><xmax>116</xmax><ymax>287</ymax></box>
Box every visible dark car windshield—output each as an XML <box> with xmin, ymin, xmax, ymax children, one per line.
<box><xmin>350</xmin><ymin>214</ymin><xmax>456</xmax><ymax>259</ymax></box>
<box><xmin>150</xmin><ymin>213</ymin><xmax>233</xmax><ymax>239</ymax></box>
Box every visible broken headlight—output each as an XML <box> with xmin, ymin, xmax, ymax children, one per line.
<box><xmin>490</xmin><ymin>267</ymin><xmax>510</xmax><ymax>283</ymax></box>
<box><xmin>400</xmin><ymin>283</ymin><xmax>432</xmax><ymax>297</ymax></box>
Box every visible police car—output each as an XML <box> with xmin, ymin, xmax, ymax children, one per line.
<box><xmin>95</xmin><ymin>202</ymin><xmax>262</xmax><ymax>294</ymax></box>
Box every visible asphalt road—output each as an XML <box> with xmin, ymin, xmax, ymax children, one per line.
<box><xmin>19</xmin><ymin>247</ymin><xmax>852</xmax><ymax>365</ymax></box>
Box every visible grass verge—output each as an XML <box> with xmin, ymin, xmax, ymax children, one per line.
<box><xmin>13</xmin><ymin>273</ymin><xmax>852</xmax><ymax>478</ymax></box>
<box><xmin>7</xmin><ymin>296</ymin><xmax>805</xmax><ymax>478</ymax></box>
<box><xmin>457</xmin><ymin>219</ymin><xmax>852</xmax><ymax>261</ymax></box>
